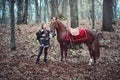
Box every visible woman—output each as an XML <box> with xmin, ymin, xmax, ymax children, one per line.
<box><xmin>36</xmin><ymin>23</ymin><xmax>50</xmax><ymax>64</ymax></box>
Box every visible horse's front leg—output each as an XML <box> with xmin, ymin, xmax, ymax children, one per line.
<box><xmin>60</xmin><ymin>44</ymin><xmax>64</xmax><ymax>62</ymax></box>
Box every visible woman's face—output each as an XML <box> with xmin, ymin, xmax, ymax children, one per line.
<box><xmin>43</xmin><ymin>24</ymin><xmax>47</xmax><ymax>29</ymax></box>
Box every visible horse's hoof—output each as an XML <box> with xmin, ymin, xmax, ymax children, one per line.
<box><xmin>88</xmin><ymin>62</ymin><xmax>95</xmax><ymax>66</ymax></box>
<box><xmin>88</xmin><ymin>63</ymin><xmax>92</xmax><ymax>66</ymax></box>
<box><xmin>88</xmin><ymin>58</ymin><xmax>94</xmax><ymax>66</ymax></box>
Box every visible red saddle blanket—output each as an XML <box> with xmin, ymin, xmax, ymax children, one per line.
<box><xmin>65</xmin><ymin>28</ymin><xmax>88</xmax><ymax>43</ymax></box>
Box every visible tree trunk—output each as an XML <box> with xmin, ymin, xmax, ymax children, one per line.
<box><xmin>113</xmin><ymin>0</ymin><xmax>118</xmax><ymax>21</ymax></box>
<box><xmin>46</xmin><ymin>0</ymin><xmax>50</xmax><ymax>22</ymax></box>
<box><xmin>39</xmin><ymin>0</ymin><xmax>42</xmax><ymax>23</ymax></box>
<box><xmin>69</xmin><ymin>0</ymin><xmax>79</xmax><ymax>28</ymax></box>
<box><xmin>102</xmin><ymin>0</ymin><xmax>114</xmax><ymax>31</ymax></box>
<box><xmin>44</xmin><ymin>0</ymin><xmax>47</xmax><ymax>22</ymax></box>
<box><xmin>35</xmin><ymin>0</ymin><xmax>39</xmax><ymax>24</ymax></box>
<box><xmin>91</xmin><ymin>0</ymin><xmax>95</xmax><ymax>29</ymax></box>
<box><xmin>10</xmin><ymin>0</ymin><xmax>16</xmax><ymax>50</ymax></box>
<box><xmin>61</xmin><ymin>0</ymin><xmax>68</xmax><ymax>19</ymax></box>
<box><xmin>2</xmin><ymin>0</ymin><xmax>6</xmax><ymax>24</ymax></box>
<box><xmin>80</xmin><ymin>0</ymin><xmax>84</xmax><ymax>19</ymax></box>
<box><xmin>50</xmin><ymin>0</ymin><xmax>59</xmax><ymax>17</ymax></box>
<box><xmin>23</xmin><ymin>0</ymin><xmax>28</xmax><ymax>24</ymax></box>
<box><xmin>17</xmin><ymin>0</ymin><xmax>23</xmax><ymax>24</ymax></box>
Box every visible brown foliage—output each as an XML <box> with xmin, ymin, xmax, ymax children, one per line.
<box><xmin>0</xmin><ymin>21</ymin><xmax>120</xmax><ymax>80</ymax></box>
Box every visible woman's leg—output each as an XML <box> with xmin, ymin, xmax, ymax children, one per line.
<box><xmin>44</xmin><ymin>47</ymin><xmax>49</xmax><ymax>63</ymax></box>
<box><xmin>36</xmin><ymin>47</ymin><xmax>43</xmax><ymax>64</ymax></box>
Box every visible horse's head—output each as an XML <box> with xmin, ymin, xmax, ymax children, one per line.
<box><xmin>50</xmin><ymin>17</ymin><xmax>58</xmax><ymax>37</ymax></box>
<box><xmin>50</xmin><ymin>17</ymin><xmax>67</xmax><ymax>38</ymax></box>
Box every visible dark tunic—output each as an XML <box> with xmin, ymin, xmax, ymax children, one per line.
<box><xmin>36</xmin><ymin>29</ymin><xmax>50</xmax><ymax>48</ymax></box>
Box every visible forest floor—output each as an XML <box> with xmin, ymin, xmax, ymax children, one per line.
<box><xmin>0</xmin><ymin>20</ymin><xmax>120</xmax><ymax>80</ymax></box>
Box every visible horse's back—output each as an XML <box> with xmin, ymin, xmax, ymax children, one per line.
<box><xmin>85</xmin><ymin>29</ymin><xmax>96</xmax><ymax>41</ymax></box>
<box><xmin>68</xmin><ymin>27</ymin><xmax>80</xmax><ymax>36</ymax></box>
<box><xmin>66</xmin><ymin>28</ymin><xmax>94</xmax><ymax>43</ymax></box>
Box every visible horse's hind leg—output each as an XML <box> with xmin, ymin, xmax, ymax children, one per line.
<box><xmin>86</xmin><ymin>43</ymin><xmax>96</xmax><ymax>65</ymax></box>
<box><xmin>64</xmin><ymin>48</ymin><xmax>68</xmax><ymax>62</ymax></box>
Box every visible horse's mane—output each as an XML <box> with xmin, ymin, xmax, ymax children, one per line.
<box><xmin>56</xmin><ymin>20</ymin><xmax>67</xmax><ymax>30</ymax></box>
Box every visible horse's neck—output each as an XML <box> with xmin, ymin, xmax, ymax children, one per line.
<box><xmin>57</xmin><ymin>22</ymin><xmax>66</xmax><ymax>33</ymax></box>
<box><xmin>56</xmin><ymin>28</ymin><xmax>66</xmax><ymax>35</ymax></box>
<box><xmin>56</xmin><ymin>21</ymin><xmax>67</xmax><ymax>40</ymax></box>
<box><xmin>57</xmin><ymin>21</ymin><xmax>66</xmax><ymax>31</ymax></box>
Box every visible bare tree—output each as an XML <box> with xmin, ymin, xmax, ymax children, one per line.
<box><xmin>10</xmin><ymin>0</ymin><xmax>16</xmax><ymax>50</ymax></box>
<box><xmin>69</xmin><ymin>0</ymin><xmax>79</xmax><ymax>28</ymax></box>
<box><xmin>23</xmin><ymin>0</ymin><xmax>28</xmax><ymax>24</ymax></box>
<box><xmin>102</xmin><ymin>0</ymin><xmax>114</xmax><ymax>31</ymax></box>
<box><xmin>17</xmin><ymin>0</ymin><xmax>24</xmax><ymax>24</ymax></box>
<box><xmin>61</xmin><ymin>0</ymin><xmax>69</xmax><ymax>19</ymax></box>
<box><xmin>44</xmin><ymin>0</ymin><xmax>47</xmax><ymax>22</ymax></box>
<box><xmin>35</xmin><ymin>0</ymin><xmax>39</xmax><ymax>23</ymax></box>
<box><xmin>2</xmin><ymin>0</ymin><xmax>6</xmax><ymax>24</ymax></box>
<box><xmin>113</xmin><ymin>0</ymin><xmax>118</xmax><ymax>21</ymax></box>
<box><xmin>46</xmin><ymin>0</ymin><xmax>50</xmax><ymax>21</ymax></box>
<box><xmin>39</xmin><ymin>0</ymin><xmax>42</xmax><ymax>23</ymax></box>
<box><xmin>91</xmin><ymin>0</ymin><xmax>95</xmax><ymax>29</ymax></box>
<box><xmin>50</xmin><ymin>0</ymin><xmax>59</xmax><ymax>17</ymax></box>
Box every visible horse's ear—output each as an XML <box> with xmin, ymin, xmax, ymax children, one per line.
<box><xmin>51</xmin><ymin>17</ymin><xmax>57</xmax><ymax>23</ymax></box>
<box><xmin>51</xmin><ymin>17</ymin><xmax>57</xmax><ymax>20</ymax></box>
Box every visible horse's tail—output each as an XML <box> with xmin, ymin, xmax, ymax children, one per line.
<box><xmin>93</xmin><ymin>35</ymin><xmax>100</xmax><ymax>59</ymax></box>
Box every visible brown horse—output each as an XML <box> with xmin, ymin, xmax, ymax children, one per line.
<box><xmin>50</xmin><ymin>19</ymin><xmax>100</xmax><ymax>65</ymax></box>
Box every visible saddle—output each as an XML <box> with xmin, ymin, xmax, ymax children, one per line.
<box><xmin>68</xmin><ymin>27</ymin><xmax>79</xmax><ymax>36</ymax></box>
